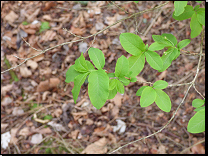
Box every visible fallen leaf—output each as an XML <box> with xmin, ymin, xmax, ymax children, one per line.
<box><xmin>27</xmin><ymin>8</ymin><xmax>41</xmax><ymax>22</ymax></box>
<box><xmin>81</xmin><ymin>137</ymin><xmax>108</xmax><ymax>154</ymax></box>
<box><xmin>1</xmin><ymin>123</ymin><xmax>9</xmax><ymax>132</ymax></box>
<box><xmin>71</xmin><ymin>111</ymin><xmax>88</xmax><ymax>121</ymax></box>
<box><xmin>110</xmin><ymin>93</ymin><xmax>123</xmax><ymax>107</ymax></box>
<box><xmin>10</xmin><ymin>128</ymin><xmax>18</xmax><ymax>145</ymax></box>
<box><xmin>5</xmin><ymin>10</ymin><xmax>18</xmax><ymax>23</ymax></box>
<box><xmin>19</xmin><ymin>127</ymin><xmax>30</xmax><ymax>136</ymax></box>
<box><xmin>70</xmin><ymin>26</ymin><xmax>86</xmax><ymax>36</ymax></box>
<box><xmin>26</xmin><ymin>59</ymin><xmax>38</xmax><ymax>70</ymax></box>
<box><xmin>52</xmin><ymin>108</ymin><xmax>63</xmax><ymax>118</ymax></box>
<box><xmin>191</xmin><ymin>142</ymin><xmax>205</xmax><ymax>154</ymax></box>
<box><xmin>40</xmin><ymin>30</ymin><xmax>56</xmax><ymax>43</ymax></box>
<box><xmin>19</xmin><ymin>65</ymin><xmax>32</xmax><ymax>78</ymax></box>
<box><xmin>42</xmin><ymin>1</ymin><xmax>57</xmax><ymax>11</ymax></box>
<box><xmin>158</xmin><ymin>145</ymin><xmax>166</xmax><ymax>154</ymax></box>
<box><xmin>1</xmin><ymin>84</ymin><xmax>13</xmax><ymax>96</ymax></box>
<box><xmin>70</xmin><ymin>130</ymin><xmax>80</xmax><ymax>139</ymax></box>
<box><xmin>36</xmin><ymin>78</ymin><xmax>60</xmax><ymax>92</ymax></box>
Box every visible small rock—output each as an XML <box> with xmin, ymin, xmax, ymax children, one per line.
<box><xmin>79</xmin><ymin>42</ymin><xmax>88</xmax><ymax>53</ymax></box>
<box><xmin>2</xmin><ymin>97</ymin><xmax>13</xmax><ymax>106</ymax></box>
<box><xmin>31</xmin><ymin>133</ymin><xmax>43</xmax><ymax>144</ymax></box>
<box><xmin>12</xmin><ymin>107</ymin><xmax>24</xmax><ymax>115</ymax></box>
<box><xmin>1</xmin><ymin>131</ymin><xmax>11</xmax><ymax>149</ymax></box>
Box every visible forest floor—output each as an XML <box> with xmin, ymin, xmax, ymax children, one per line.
<box><xmin>1</xmin><ymin>1</ymin><xmax>205</xmax><ymax>154</ymax></box>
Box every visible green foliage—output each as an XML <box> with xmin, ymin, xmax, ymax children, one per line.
<box><xmin>145</xmin><ymin>50</ymin><xmax>163</xmax><ymax>71</ymax></box>
<box><xmin>120</xmin><ymin>33</ymin><xmax>146</xmax><ymax>56</ymax></box>
<box><xmin>115</xmin><ymin>55</ymin><xmax>129</xmax><ymax>77</ymax></box>
<box><xmin>88</xmin><ymin>69</ymin><xmax>109</xmax><ymax>109</ymax></box>
<box><xmin>88</xmin><ymin>47</ymin><xmax>105</xmax><ymax>69</ymax></box>
<box><xmin>190</xmin><ymin>12</ymin><xmax>202</xmax><ymax>38</ymax></box>
<box><xmin>153</xmin><ymin>80</ymin><xmax>168</xmax><ymax>89</ymax></box>
<box><xmin>43</xmin><ymin>115</ymin><xmax>53</xmax><ymax>120</ymax></box>
<box><xmin>128</xmin><ymin>53</ymin><xmax>145</xmax><ymax>77</ymax></box>
<box><xmin>177</xmin><ymin>39</ymin><xmax>191</xmax><ymax>50</ymax></box>
<box><xmin>192</xmin><ymin>98</ymin><xmax>204</xmax><ymax>108</ymax></box>
<box><xmin>39</xmin><ymin>21</ymin><xmax>50</xmax><ymax>33</ymax></box>
<box><xmin>140</xmin><ymin>86</ymin><xmax>156</xmax><ymax>107</ymax></box>
<box><xmin>154</xmin><ymin>89</ymin><xmax>171</xmax><ymax>112</ymax></box>
<box><xmin>187</xmin><ymin>109</ymin><xmax>205</xmax><ymax>133</ymax></box>
<box><xmin>22</xmin><ymin>21</ymin><xmax>29</xmax><ymax>25</ymax></box>
<box><xmin>173</xmin><ymin>2</ymin><xmax>205</xmax><ymax>38</ymax></box>
<box><xmin>74</xmin><ymin>53</ymin><xmax>88</xmax><ymax>72</ymax></box>
<box><xmin>174</xmin><ymin>1</ymin><xmax>188</xmax><ymax>16</ymax></box>
<box><xmin>65</xmin><ymin>65</ymin><xmax>82</xmax><ymax>83</ymax></box>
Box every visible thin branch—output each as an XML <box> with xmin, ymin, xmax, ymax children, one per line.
<box><xmin>1</xmin><ymin>1</ymin><xmax>169</xmax><ymax>74</ymax></box>
<box><xmin>110</xmin><ymin>1</ymin><xmax>132</xmax><ymax>14</ymax></box>
<box><xmin>180</xmin><ymin>139</ymin><xmax>205</xmax><ymax>154</ymax></box>
<box><xmin>192</xmin><ymin>84</ymin><xmax>205</xmax><ymax>99</ymax></box>
<box><xmin>109</xmin><ymin>21</ymin><xmax>205</xmax><ymax>155</ymax></box>
<box><xmin>63</xmin><ymin>28</ymin><xmax>85</xmax><ymax>39</ymax></box>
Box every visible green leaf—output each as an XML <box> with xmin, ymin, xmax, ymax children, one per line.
<box><xmin>120</xmin><ymin>33</ymin><xmax>146</xmax><ymax>56</ymax></box>
<box><xmin>172</xmin><ymin>5</ymin><xmax>194</xmax><ymax>21</ymax></box>
<box><xmin>130</xmin><ymin>77</ymin><xmax>137</xmax><ymax>82</ymax></box>
<box><xmin>174</xmin><ymin>1</ymin><xmax>188</xmax><ymax>16</ymax></box>
<box><xmin>155</xmin><ymin>88</ymin><xmax>171</xmax><ymax>112</ymax></box>
<box><xmin>190</xmin><ymin>12</ymin><xmax>202</xmax><ymax>38</ymax></box>
<box><xmin>194</xmin><ymin>106</ymin><xmax>205</xmax><ymax>112</ymax></box>
<box><xmin>116</xmin><ymin>79</ymin><xmax>124</xmax><ymax>94</ymax></box>
<box><xmin>39</xmin><ymin>21</ymin><xmax>50</xmax><ymax>33</ymax></box>
<box><xmin>44</xmin><ymin>115</ymin><xmax>53</xmax><ymax>120</ymax></box>
<box><xmin>161</xmin><ymin>33</ymin><xmax>177</xmax><ymax>46</ymax></box>
<box><xmin>115</xmin><ymin>55</ymin><xmax>129</xmax><ymax>77</ymax></box>
<box><xmin>134</xmin><ymin>1</ymin><xmax>139</xmax><ymax>3</ymax></box>
<box><xmin>72</xmin><ymin>72</ymin><xmax>89</xmax><ymax>103</ymax></box>
<box><xmin>148</xmin><ymin>42</ymin><xmax>167</xmax><ymax>51</ymax></box>
<box><xmin>65</xmin><ymin>65</ymin><xmax>82</xmax><ymax>83</ymax></box>
<box><xmin>195</xmin><ymin>1</ymin><xmax>201</xmax><ymax>3</ymax></box>
<box><xmin>193</xmin><ymin>5</ymin><xmax>200</xmax><ymax>11</ymax></box>
<box><xmin>109</xmin><ymin>79</ymin><xmax>117</xmax><ymax>90</ymax></box>
<box><xmin>22</xmin><ymin>21</ymin><xmax>29</xmax><ymax>25</ymax></box>
<box><xmin>153</xmin><ymin>80</ymin><xmax>168</xmax><ymax>89</ymax></box>
<box><xmin>108</xmin><ymin>73</ymin><xmax>116</xmax><ymax>78</ymax></box>
<box><xmin>140</xmin><ymin>87</ymin><xmax>156</xmax><ymax>107</ymax></box>
<box><xmin>118</xmin><ymin>76</ymin><xmax>130</xmax><ymax>86</ymax></box>
<box><xmin>136</xmin><ymin>86</ymin><xmax>148</xmax><ymax>96</ymax></box>
<box><xmin>177</xmin><ymin>39</ymin><xmax>191</xmax><ymax>49</ymax></box>
<box><xmin>173</xmin><ymin>49</ymin><xmax>180</xmax><ymax>60</ymax></box>
<box><xmin>74</xmin><ymin>53</ymin><xmax>88</xmax><ymax>72</ymax></box>
<box><xmin>88</xmin><ymin>69</ymin><xmax>109</xmax><ymax>109</ymax></box>
<box><xmin>145</xmin><ymin>50</ymin><xmax>163</xmax><ymax>71</ymax></box>
<box><xmin>197</xmin><ymin>8</ymin><xmax>205</xmax><ymax>26</ymax></box>
<box><xmin>152</xmin><ymin>35</ymin><xmax>173</xmax><ymax>47</ymax></box>
<box><xmin>159</xmin><ymin>48</ymin><xmax>178</xmax><ymax>72</ymax></box>
<box><xmin>187</xmin><ymin>109</ymin><xmax>205</xmax><ymax>133</ymax></box>
<box><xmin>108</xmin><ymin>88</ymin><xmax>117</xmax><ymax>99</ymax></box>
<box><xmin>86</xmin><ymin>60</ymin><xmax>95</xmax><ymax>71</ymax></box>
<box><xmin>192</xmin><ymin>99</ymin><xmax>204</xmax><ymax>108</ymax></box>
<box><xmin>88</xmin><ymin>47</ymin><xmax>105</xmax><ymax>69</ymax></box>
<box><xmin>128</xmin><ymin>53</ymin><xmax>145</xmax><ymax>77</ymax></box>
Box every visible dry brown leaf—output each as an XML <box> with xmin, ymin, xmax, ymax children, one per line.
<box><xmin>37</xmin><ymin>80</ymin><xmax>50</xmax><ymax>92</ymax></box>
<box><xmin>40</xmin><ymin>30</ymin><xmax>56</xmax><ymax>43</ymax></box>
<box><xmin>6</xmin><ymin>36</ymin><xmax>17</xmax><ymax>49</ymax></box>
<box><xmin>136</xmin><ymin>76</ymin><xmax>148</xmax><ymax>86</ymax></box>
<box><xmin>19</xmin><ymin>23</ymin><xmax>40</xmax><ymax>35</ymax></box>
<box><xmin>158</xmin><ymin>145</ymin><xmax>166</xmax><ymax>154</ymax></box>
<box><xmin>20</xmin><ymin>64</ymin><xmax>32</xmax><ymax>78</ymax></box>
<box><xmin>158</xmin><ymin>70</ymin><xmax>167</xmax><ymax>80</ymax></box>
<box><xmin>110</xmin><ymin>93</ymin><xmax>123</xmax><ymax>107</ymax></box>
<box><xmin>19</xmin><ymin>127</ymin><xmax>30</xmax><ymax>136</ymax></box>
<box><xmin>49</xmin><ymin>78</ymin><xmax>60</xmax><ymax>88</ymax></box>
<box><xmin>5</xmin><ymin>10</ymin><xmax>18</xmax><ymax>23</ymax></box>
<box><xmin>42</xmin><ymin>1</ymin><xmax>57</xmax><ymax>11</ymax></box>
<box><xmin>10</xmin><ymin>128</ymin><xmax>18</xmax><ymax>145</ymax></box>
<box><xmin>81</xmin><ymin>137</ymin><xmax>108</xmax><ymax>154</ymax></box>
<box><xmin>1</xmin><ymin>84</ymin><xmax>13</xmax><ymax>96</ymax></box>
<box><xmin>1</xmin><ymin>96</ymin><xmax>13</xmax><ymax>106</ymax></box>
<box><xmin>39</xmin><ymin>67</ymin><xmax>52</xmax><ymax>76</ymax></box>
<box><xmin>52</xmin><ymin>108</ymin><xmax>63</xmax><ymax>118</ymax></box>
<box><xmin>6</xmin><ymin>54</ymin><xmax>18</xmax><ymax>63</ymax></box>
<box><xmin>70</xmin><ymin>26</ymin><xmax>86</xmax><ymax>36</ymax></box>
<box><xmin>27</xmin><ymin>8</ymin><xmax>41</xmax><ymax>22</ymax></box>
<box><xmin>70</xmin><ymin>130</ymin><xmax>80</xmax><ymax>139</ymax></box>
<box><xmin>191</xmin><ymin>142</ymin><xmax>205</xmax><ymax>154</ymax></box>
<box><xmin>42</xmin><ymin>14</ymin><xmax>52</xmax><ymax>21</ymax></box>
<box><xmin>111</xmin><ymin>105</ymin><xmax>119</xmax><ymax>118</ymax></box>
<box><xmin>86</xmin><ymin>118</ymin><xmax>94</xmax><ymax>125</ymax></box>
<box><xmin>1</xmin><ymin>123</ymin><xmax>9</xmax><ymax>132</ymax></box>
<box><xmin>71</xmin><ymin>111</ymin><xmax>88</xmax><ymax>121</ymax></box>
<box><xmin>26</xmin><ymin>59</ymin><xmax>38</xmax><ymax>70</ymax></box>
